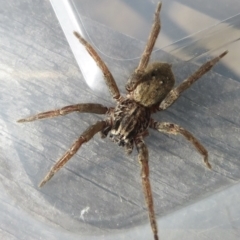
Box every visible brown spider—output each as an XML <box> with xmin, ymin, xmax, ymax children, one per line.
<box><xmin>18</xmin><ymin>2</ymin><xmax>228</xmax><ymax>240</ymax></box>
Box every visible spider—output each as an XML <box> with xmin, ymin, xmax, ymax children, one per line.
<box><xmin>18</xmin><ymin>2</ymin><xmax>228</xmax><ymax>240</ymax></box>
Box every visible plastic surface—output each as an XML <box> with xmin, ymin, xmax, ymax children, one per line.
<box><xmin>1</xmin><ymin>0</ymin><xmax>240</xmax><ymax>239</ymax></box>
<box><xmin>55</xmin><ymin>0</ymin><xmax>240</xmax><ymax>90</ymax></box>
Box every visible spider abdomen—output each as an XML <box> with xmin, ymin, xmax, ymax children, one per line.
<box><xmin>109</xmin><ymin>99</ymin><xmax>151</xmax><ymax>152</ymax></box>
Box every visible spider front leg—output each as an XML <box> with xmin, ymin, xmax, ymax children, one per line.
<box><xmin>126</xmin><ymin>2</ymin><xmax>162</xmax><ymax>91</ymax></box>
<box><xmin>74</xmin><ymin>32</ymin><xmax>121</xmax><ymax>101</ymax></box>
<box><xmin>39</xmin><ymin>120</ymin><xmax>106</xmax><ymax>187</ymax></box>
<box><xmin>17</xmin><ymin>103</ymin><xmax>108</xmax><ymax>122</ymax></box>
<box><xmin>159</xmin><ymin>50</ymin><xmax>228</xmax><ymax>110</ymax></box>
<box><xmin>136</xmin><ymin>138</ymin><xmax>159</xmax><ymax>240</ymax></box>
<box><xmin>150</xmin><ymin>120</ymin><xmax>211</xmax><ymax>169</ymax></box>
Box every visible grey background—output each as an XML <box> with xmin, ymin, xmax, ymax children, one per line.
<box><xmin>1</xmin><ymin>0</ymin><xmax>240</xmax><ymax>239</ymax></box>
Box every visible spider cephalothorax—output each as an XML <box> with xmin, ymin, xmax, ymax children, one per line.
<box><xmin>108</xmin><ymin>98</ymin><xmax>151</xmax><ymax>153</ymax></box>
<box><xmin>18</xmin><ymin>2</ymin><xmax>227</xmax><ymax>240</ymax></box>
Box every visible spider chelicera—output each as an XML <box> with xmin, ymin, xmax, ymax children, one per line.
<box><xmin>18</xmin><ymin>2</ymin><xmax>228</xmax><ymax>240</ymax></box>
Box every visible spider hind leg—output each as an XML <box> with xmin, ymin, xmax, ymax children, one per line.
<box><xmin>159</xmin><ymin>50</ymin><xmax>228</xmax><ymax>110</ymax></box>
<box><xmin>74</xmin><ymin>31</ymin><xmax>121</xmax><ymax>101</ymax></box>
<box><xmin>126</xmin><ymin>2</ymin><xmax>162</xmax><ymax>91</ymax></box>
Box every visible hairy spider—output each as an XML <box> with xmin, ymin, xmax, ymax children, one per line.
<box><xmin>18</xmin><ymin>2</ymin><xmax>228</xmax><ymax>240</ymax></box>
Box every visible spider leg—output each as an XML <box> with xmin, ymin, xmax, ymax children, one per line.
<box><xmin>135</xmin><ymin>138</ymin><xmax>159</xmax><ymax>240</ymax></box>
<box><xmin>74</xmin><ymin>32</ymin><xmax>121</xmax><ymax>101</ymax></box>
<box><xmin>38</xmin><ymin>120</ymin><xmax>106</xmax><ymax>187</ymax></box>
<box><xmin>150</xmin><ymin>120</ymin><xmax>211</xmax><ymax>169</ymax></box>
<box><xmin>126</xmin><ymin>2</ymin><xmax>162</xmax><ymax>91</ymax></box>
<box><xmin>137</xmin><ymin>2</ymin><xmax>162</xmax><ymax>73</ymax></box>
<box><xmin>17</xmin><ymin>103</ymin><xmax>109</xmax><ymax>123</ymax></box>
<box><xmin>159</xmin><ymin>50</ymin><xmax>228</xmax><ymax>110</ymax></box>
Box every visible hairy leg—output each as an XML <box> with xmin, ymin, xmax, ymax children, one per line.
<box><xmin>74</xmin><ymin>32</ymin><xmax>120</xmax><ymax>100</ymax></box>
<box><xmin>17</xmin><ymin>103</ymin><xmax>108</xmax><ymax>122</ymax></box>
<box><xmin>135</xmin><ymin>138</ymin><xmax>159</xmax><ymax>240</ymax></box>
<box><xmin>126</xmin><ymin>2</ymin><xmax>162</xmax><ymax>91</ymax></box>
<box><xmin>136</xmin><ymin>2</ymin><xmax>162</xmax><ymax>73</ymax></box>
<box><xmin>159</xmin><ymin>50</ymin><xmax>228</xmax><ymax>110</ymax></box>
<box><xmin>150</xmin><ymin>120</ymin><xmax>211</xmax><ymax>169</ymax></box>
<box><xmin>39</xmin><ymin>120</ymin><xmax>106</xmax><ymax>187</ymax></box>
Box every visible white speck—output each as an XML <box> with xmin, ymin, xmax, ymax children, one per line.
<box><xmin>80</xmin><ymin>206</ymin><xmax>90</xmax><ymax>221</ymax></box>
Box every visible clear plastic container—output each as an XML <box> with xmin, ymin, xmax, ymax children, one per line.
<box><xmin>2</xmin><ymin>0</ymin><xmax>240</xmax><ymax>239</ymax></box>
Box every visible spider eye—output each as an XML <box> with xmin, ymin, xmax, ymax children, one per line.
<box><xmin>151</xmin><ymin>71</ymin><xmax>156</xmax><ymax>78</ymax></box>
